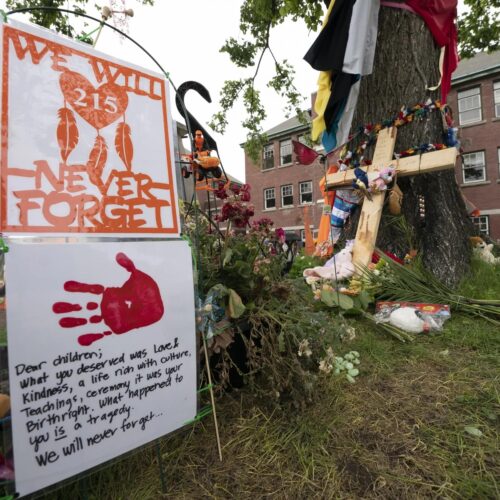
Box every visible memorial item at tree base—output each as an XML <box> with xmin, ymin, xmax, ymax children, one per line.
<box><xmin>326</xmin><ymin>127</ymin><xmax>458</xmax><ymax>276</ymax></box>
<box><xmin>374</xmin><ymin>301</ymin><xmax>451</xmax><ymax>333</ymax></box>
<box><xmin>469</xmin><ymin>237</ymin><xmax>500</xmax><ymax>265</ymax></box>
<box><xmin>303</xmin><ymin>240</ymin><xmax>356</xmax><ymax>282</ymax></box>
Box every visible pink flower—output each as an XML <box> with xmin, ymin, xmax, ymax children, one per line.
<box><xmin>251</xmin><ymin>217</ymin><xmax>274</xmax><ymax>231</ymax></box>
<box><xmin>275</xmin><ymin>227</ymin><xmax>286</xmax><ymax>244</ymax></box>
<box><xmin>240</xmin><ymin>184</ymin><xmax>251</xmax><ymax>202</ymax></box>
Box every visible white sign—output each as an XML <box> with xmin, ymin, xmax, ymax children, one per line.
<box><xmin>6</xmin><ymin>241</ymin><xmax>196</xmax><ymax>496</ymax></box>
<box><xmin>0</xmin><ymin>20</ymin><xmax>180</xmax><ymax>236</ymax></box>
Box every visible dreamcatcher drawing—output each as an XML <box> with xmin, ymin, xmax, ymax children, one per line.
<box><xmin>58</xmin><ymin>69</ymin><xmax>132</xmax><ymax>193</ymax></box>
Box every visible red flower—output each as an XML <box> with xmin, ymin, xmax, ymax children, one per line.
<box><xmin>230</xmin><ymin>183</ymin><xmax>241</xmax><ymax>195</ymax></box>
<box><xmin>239</xmin><ymin>184</ymin><xmax>251</xmax><ymax>202</ymax></box>
<box><xmin>215</xmin><ymin>182</ymin><xmax>228</xmax><ymax>200</ymax></box>
<box><xmin>251</xmin><ymin>217</ymin><xmax>274</xmax><ymax>231</ymax></box>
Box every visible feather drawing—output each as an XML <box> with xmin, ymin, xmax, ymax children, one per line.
<box><xmin>87</xmin><ymin>135</ymin><xmax>107</xmax><ymax>193</ymax></box>
<box><xmin>115</xmin><ymin>122</ymin><xmax>133</xmax><ymax>170</ymax></box>
<box><xmin>56</xmin><ymin>107</ymin><xmax>79</xmax><ymax>162</ymax></box>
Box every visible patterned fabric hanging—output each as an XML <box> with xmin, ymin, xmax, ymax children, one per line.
<box><xmin>304</xmin><ymin>0</ymin><xmax>380</xmax><ymax>150</ymax></box>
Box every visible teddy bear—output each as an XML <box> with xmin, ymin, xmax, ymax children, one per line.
<box><xmin>469</xmin><ymin>236</ymin><xmax>500</xmax><ymax>265</ymax></box>
<box><xmin>369</xmin><ymin>165</ymin><xmax>396</xmax><ymax>193</ymax></box>
<box><xmin>303</xmin><ymin>240</ymin><xmax>356</xmax><ymax>281</ymax></box>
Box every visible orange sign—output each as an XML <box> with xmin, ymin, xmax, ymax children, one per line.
<box><xmin>0</xmin><ymin>21</ymin><xmax>179</xmax><ymax>235</ymax></box>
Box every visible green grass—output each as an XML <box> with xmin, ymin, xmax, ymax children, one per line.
<box><xmin>45</xmin><ymin>261</ymin><xmax>500</xmax><ymax>499</ymax></box>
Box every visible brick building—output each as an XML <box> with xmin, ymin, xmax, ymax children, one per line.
<box><xmin>245</xmin><ymin>115</ymin><xmax>324</xmax><ymax>240</ymax></box>
<box><xmin>246</xmin><ymin>51</ymin><xmax>500</xmax><ymax>242</ymax></box>
<box><xmin>448</xmin><ymin>51</ymin><xmax>500</xmax><ymax>241</ymax></box>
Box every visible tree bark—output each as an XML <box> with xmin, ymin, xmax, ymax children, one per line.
<box><xmin>346</xmin><ymin>5</ymin><xmax>474</xmax><ymax>287</ymax></box>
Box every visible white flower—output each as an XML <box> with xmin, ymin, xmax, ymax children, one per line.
<box><xmin>298</xmin><ymin>339</ymin><xmax>312</xmax><ymax>358</ymax></box>
<box><xmin>203</xmin><ymin>304</ymin><xmax>213</xmax><ymax>313</ymax></box>
<box><xmin>319</xmin><ymin>359</ymin><xmax>332</xmax><ymax>374</ymax></box>
<box><xmin>305</xmin><ymin>275</ymin><xmax>320</xmax><ymax>285</ymax></box>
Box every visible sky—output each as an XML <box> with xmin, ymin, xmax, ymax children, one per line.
<box><xmin>3</xmin><ymin>0</ymin><xmax>467</xmax><ymax>182</ymax></box>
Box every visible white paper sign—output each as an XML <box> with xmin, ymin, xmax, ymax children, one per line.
<box><xmin>6</xmin><ymin>241</ymin><xmax>196</xmax><ymax>496</ymax></box>
<box><xmin>0</xmin><ymin>20</ymin><xmax>180</xmax><ymax>236</ymax></box>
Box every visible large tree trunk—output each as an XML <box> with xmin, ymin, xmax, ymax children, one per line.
<box><xmin>347</xmin><ymin>5</ymin><xmax>474</xmax><ymax>287</ymax></box>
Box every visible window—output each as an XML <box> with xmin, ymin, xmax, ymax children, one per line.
<box><xmin>281</xmin><ymin>184</ymin><xmax>293</xmax><ymax>207</ymax></box>
<box><xmin>262</xmin><ymin>144</ymin><xmax>274</xmax><ymax>170</ymax></box>
<box><xmin>498</xmin><ymin>148</ymin><xmax>500</xmax><ymax>176</ymax></box>
<box><xmin>471</xmin><ymin>215</ymin><xmax>489</xmax><ymax>236</ymax></box>
<box><xmin>299</xmin><ymin>181</ymin><xmax>313</xmax><ymax>204</ymax></box>
<box><xmin>494</xmin><ymin>82</ymin><xmax>500</xmax><ymax>118</ymax></box>
<box><xmin>280</xmin><ymin>139</ymin><xmax>292</xmax><ymax>165</ymax></box>
<box><xmin>458</xmin><ymin>87</ymin><xmax>482</xmax><ymax>125</ymax></box>
<box><xmin>462</xmin><ymin>151</ymin><xmax>486</xmax><ymax>183</ymax></box>
<box><xmin>300</xmin><ymin>229</ymin><xmax>318</xmax><ymax>242</ymax></box>
<box><xmin>264</xmin><ymin>187</ymin><xmax>276</xmax><ymax>210</ymax></box>
<box><xmin>298</xmin><ymin>134</ymin><xmax>309</xmax><ymax>145</ymax></box>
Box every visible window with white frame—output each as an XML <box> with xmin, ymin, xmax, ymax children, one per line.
<box><xmin>498</xmin><ymin>147</ymin><xmax>500</xmax><ymax>176</ymax></box>
<box><xmin>281</xmin><ymin>184</ymin><xmax>293</xmax><ymax>207</ymax></box>
<box><xmin>298</xmin><ymin>134</ymin><xmax>309</xmax><ymax>145</ymax></box>
<box><xmin>462</xmin><ymin>151</ymin><xmax>486</xmax><ymax>183</ymax></box>
<box><xmin>280</xmin><ymin>139</ymin><xmax>292</xmax><ymax>165</ymax></box>
<box><xmin>264</xmin><ymin>187</ymin><xmax>276</xmax><ymax>210</ymax></box>
<box><xmin>299</xmin><ymin>181</ymin><xmax>313</xmax><ymax>204</ymax></box>
<box><xmin>300</xmin><ymin>229</ymin><xmax>318</xmax><ymax>242</ymax></box>
<box><xmin>262</xmin><ymin>144</ymin><xmax>274</xmax><ymax>170</ymax></box>
<box><xmin>458</xmin><ymin>87</ymin><xmax>482</xmax><ymax>125</ymax></box>
<box><xmin>471</xmin><ymin>215</ymin><xmax>489</xmax><ymax>236</ymax></box>
<box><xmin>494</xmin><ymin>81</ymin><xmax>500</xmax><ymax>118</ymax></box>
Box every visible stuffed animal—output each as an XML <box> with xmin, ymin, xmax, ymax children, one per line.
<box><xmin>303</xmin><ymin>240</ymin><xmax>356</xmax><ymax>281</ymax></box>
<box><xmin>470</xmin><ymin>237</ymin><xmax>500</xmax><ymax>265</ymax></box>
<box><xmin>352</xmin><ymin>168</ymin><xmax>371</xmax><ymax>199</ymax></box>
<box><xmin>369</xmin><ymin>166</ymin><xmax>396</xmax><ymax>193</ymax></box>
<box><xmin>389</xmin><ymin>307</ymin><xmax>427</xmax><ymax>333</ymax></box>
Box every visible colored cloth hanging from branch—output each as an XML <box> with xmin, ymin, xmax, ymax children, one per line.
<box><xmin>304</xmin><ymin>0</ymin><xmax>380</xmax><ymax>150</ymax></box>
<box><xmin>381</xmin><ymin>0</ymin><xmax>458</xmax><ymax>103</ymax></box>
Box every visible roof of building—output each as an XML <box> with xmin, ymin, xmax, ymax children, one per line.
<box><xmin>224</xmin><ymin>171</ymin><xmax>244</xmax><ymax>185</ymax></box>
<box><xmin>452</xmin><ymin>51</ymin><xmax>500</xmax><ymax>84</ymax></box>
<box><xmin>264</xmin><ymin>112</ymin><xmax>311</xmax><ymax>139</ymax></box>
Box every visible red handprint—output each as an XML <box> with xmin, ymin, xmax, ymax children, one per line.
<box><xmin>53</xmin><ymin>253</ymin><xmax>164</xmax><ymax>346</ymax></box>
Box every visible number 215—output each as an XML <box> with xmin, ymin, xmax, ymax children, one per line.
<box><xmin>73</xmin><ymin>88</ymin><xmax>118</xmax><ymax>113</ymax></box>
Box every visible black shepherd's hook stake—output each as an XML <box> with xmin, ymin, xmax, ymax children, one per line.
<box><xmin>175</xmin><ymin>81</ymin><xmax>218</xmax><ymax>153</ymax></box>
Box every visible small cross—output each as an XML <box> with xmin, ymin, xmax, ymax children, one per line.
<box><xmin>325</xmin><ymin>127</ymin><xmax>458</xmax><ymax>274</ymax></box>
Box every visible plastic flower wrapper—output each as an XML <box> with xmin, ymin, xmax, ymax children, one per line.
<box><xmin>198</xmin><ymin>286</ymin><xmax>227</xmax><ymax>341</ymax></box>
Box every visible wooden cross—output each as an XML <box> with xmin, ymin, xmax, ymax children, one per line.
<box><xmin>325</xmin><ymin>127</ymin><xmax>458</xmax><ymax>274</ymax></box>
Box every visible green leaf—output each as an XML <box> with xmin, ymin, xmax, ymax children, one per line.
<box><xmin>320</xmin><ymin>289</ymin><xmax>354</xmax><ymax>310</ymax></box>
<box><xmin>337</xmin><ymin>294</ymin><xmax>354</xmax><ymax>311</ymax></box>
<box><xmin>233</xmin><ymin>261</ymin><xmax>252</xmax><ymax>279</ymax></box>
<box><xmin>358</xmin><ymin>290</ymin><xmax>372</xmax><ymax>310</ymax></box>
<box><xmin>464</xmin><ymin>426</ymin><xmax>483</xmax><ymax>437</ymax></box>
<box><xmin>228</xmin><ymin>289</ymin><xmax>245</xmax><ymax>318</ymax></box>
<box><xmin>223</xmin><ymin>248</ymin><xmax>233</xmax><ymax>267</ymax></box>
<box><xmin>278</xmin><ymin>331</ymin><xmax>285</xmax><ymax>352</ymax></box>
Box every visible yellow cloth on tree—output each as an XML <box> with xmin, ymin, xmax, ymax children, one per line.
<box><xmin>311</xmin><ymin>0</ymin><xmax>337</xmax><ymax>142</ymax></box>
